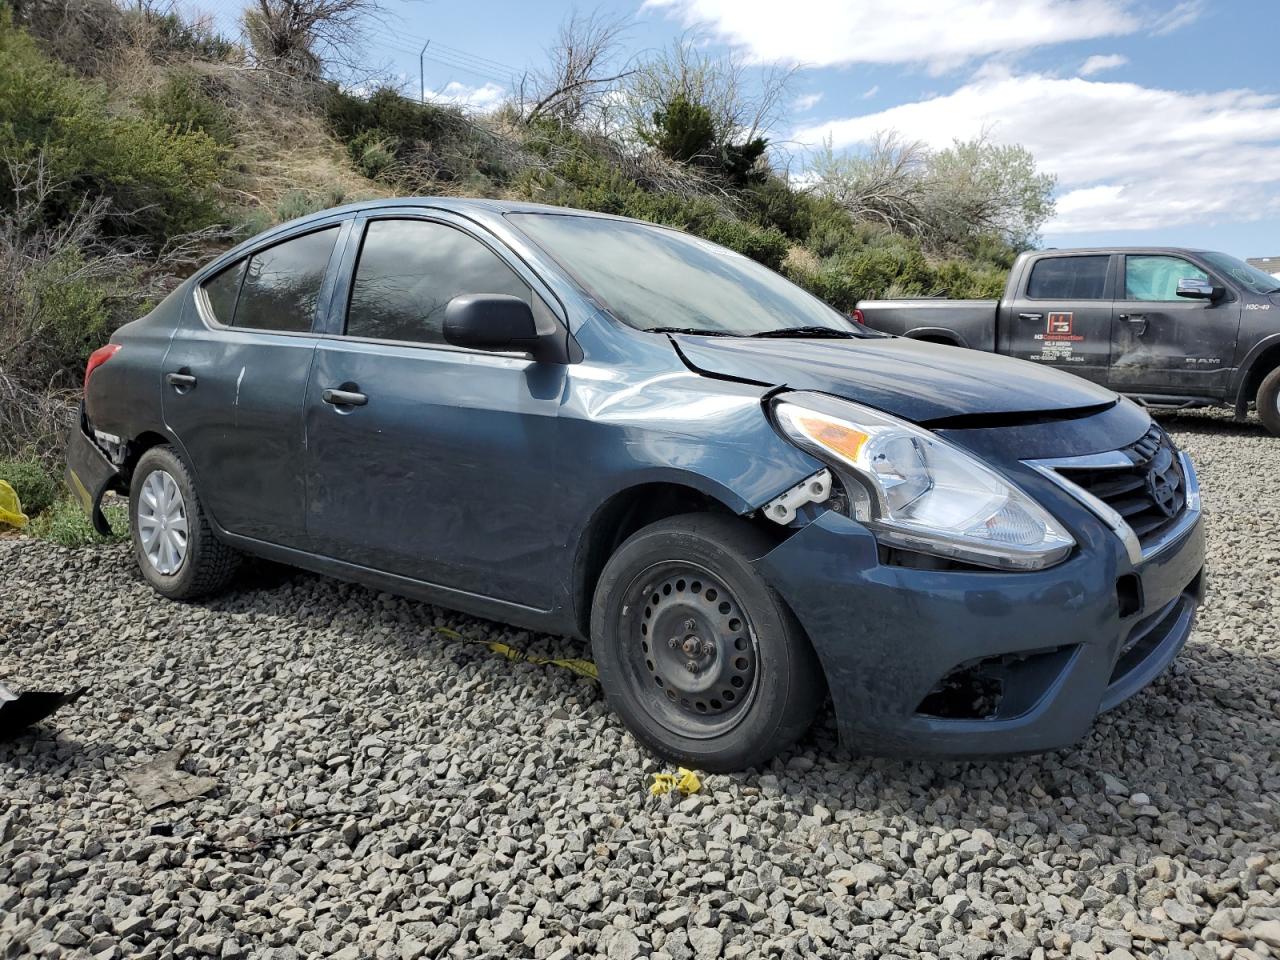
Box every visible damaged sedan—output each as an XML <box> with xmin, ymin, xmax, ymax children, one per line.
<box><xmin>68</xmin><ymin>200</ymin><xmax>1205</xmax><ymax>771</ymax></box>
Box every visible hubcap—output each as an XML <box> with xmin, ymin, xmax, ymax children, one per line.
<box><xmin>137</xmin><ymin>470</ymin><xmax>188</xmax><ymax>576</ymax></box>
<box><xmin>621</xmin><ymin>562</ymin><xmax>759</xmax><ymax>739</ymax></box>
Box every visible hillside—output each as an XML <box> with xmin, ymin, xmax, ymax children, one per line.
<box><xmin>0</xmin><ymin>0</ymin><xmax>1051</xmax><ymax>532</ymax></box>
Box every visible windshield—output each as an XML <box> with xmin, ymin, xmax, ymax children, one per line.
<box><xmin>1200</xmin><ymin>251</ymin><xmax>1280</xmax><ymax>295</ymax></box>
<box><xmin>508</xmin><ymin>213</ymin><xmax>860</xmax><ymax>336</ymax></box>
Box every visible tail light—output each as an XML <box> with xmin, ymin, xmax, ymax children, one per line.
<box><xmin>84</xmin><ymin>344</ymin><xmax>121</xmax><ymax>396</ymax></box>
<box><xmin>851</xmin><ymin>308</ymin><xmax>866</xmax><ymax>324</ymax></box>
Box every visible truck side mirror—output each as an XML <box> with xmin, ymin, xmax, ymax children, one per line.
<box><xmin>1176</xmin><ymin>278</ymin><xmax>1224</xmax><ymax>301</ymax></box>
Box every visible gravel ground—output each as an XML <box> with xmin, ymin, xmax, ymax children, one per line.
<box><xmin>2</xmin><ymin>409</ymin><xmax>1278</xmax><ymax>960</ymax></box>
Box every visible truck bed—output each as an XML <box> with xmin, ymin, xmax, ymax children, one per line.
<box><xmin>857</xmin><ymin>299</ymin><xmax>999</xmax><ymax>352</ymax></box>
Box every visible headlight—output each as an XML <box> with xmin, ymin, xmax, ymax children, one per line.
<box><xmin>771</xmin><ymin>393</ymin><xmax>1075</xmax><ymax>571</ymax></box>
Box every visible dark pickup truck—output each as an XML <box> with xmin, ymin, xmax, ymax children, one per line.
<box><xmin>856</xmin><ymin>248</ymin><xmax>1280</xmax><ymax>434</ymax></box>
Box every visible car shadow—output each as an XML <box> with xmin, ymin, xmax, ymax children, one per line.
<box><xmin>1151</xmin><ymin>408</ymin><xmax>1272</xmax><ymax>437</ymax></box>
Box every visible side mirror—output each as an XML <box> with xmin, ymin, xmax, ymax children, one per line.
<box><xmin>1176</xmin><ymin>278</ymin><xmax>1224</xmax><ymax>301</ymax></box>
<box><xmin>444</xmin><ymin>294</ymin><xmax>542</xmax><ymax>354</ymax></box>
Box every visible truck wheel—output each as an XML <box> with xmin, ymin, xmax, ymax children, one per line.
<box><xmin>129</xmin><ymin>446</ymin><xmax>239</xmax><ymax>600</ymax></box>
<box><xmin>1258</xmin><ymin>366</ymin><xmax>1280</xmax><ymax>436</ymax></box>
<box><xmin>591</xmin><ymin>514</ymin><xmax>824</xmax><ymax>773</ymax></box>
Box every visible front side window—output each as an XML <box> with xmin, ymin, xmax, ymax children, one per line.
<box><xmin>1125</xmin><ymin>255</ymin><xmax>1209</xmax><ymax>301</ymax></box>
<box><xmin>201</xmin><ymin>259</ymin><xmax>246</xmax><ymax>324</ymax></box>
<box><xmin>232</xmin><ymin>227</ymin><xmax>340</xmax><ymax>332</ymax></box>
<box><xmin>345</xmin><ymin>219</ymin><xmax>530</xmax><ymax>344</ymax></box>
<box><xmin>1026</xmin><ymin>255</ymin><xmax>1109</xmax><ymax>300</ymax></box>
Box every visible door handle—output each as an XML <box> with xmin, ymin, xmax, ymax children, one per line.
<box><xmin>1018</xmin><ymin>313</ymin><xmax>1043</xmax><ymax>321</ymax></box>
<box><xmin>165</xmin><ymin>372</ymin><xmax>197</xmax><ymax>390</ymax></box>
<box><xmin>1118</xmin><ymin>313</ymin><xmax>1148</xmax><ymax>335</ymax></box>
<box><xmin>322</xmin><ymin>388</ymin><xmax>368</xmax><ymax>407</ymax></box>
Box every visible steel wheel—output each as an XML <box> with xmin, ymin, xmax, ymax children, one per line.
<box><xmin>136</xmin><ymin>469</ymin><xmax>188</xmax><ymax>575</ymax></box>
<box><xmin>620</xmin><ymin>560</ymin><xmax>760</xmax><ymax>739</ymax></box>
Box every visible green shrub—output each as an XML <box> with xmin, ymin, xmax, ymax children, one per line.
<box><xmin>346</xmin><ymin>130</ymin><xmax>399</xmax><ymax>180</ymax></box>
<box><xmin>0</xmin><ymin>13</ymin><xmax>226</xmax><ymax>243</ymax></box>
<box><xmin>139</xmin><ymin>69</ymin><xmax>235</xmax><ymax>147</ymax></box>
<box><xmin>30</xmin><ymin>496</ymin><xmax>126</xmax><ymax>547</ymax></box>
<box><xmin>274</xmin><ymin>187</ymin><xmax>346</xmax><ymax>224</ymax></box>
<box><xmin>701</xmin><ymin>220</ymin><xmax>789</xmax><ymax>271</ymax></box>
<box><xmin>0</xmin><ymin>459</ymin><xmax>59</xmax><ymax>516</ymax></box>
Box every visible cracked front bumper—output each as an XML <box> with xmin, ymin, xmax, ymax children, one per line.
<box><xmin>756</xmin><ymin>499</ymin><xmax>1205</xmax><ymax>757</ymax></box>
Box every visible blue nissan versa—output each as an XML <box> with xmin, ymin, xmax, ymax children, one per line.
<box><xmin>67</xmin><ymin>199</ymin><xmax>1206</xmax><ymax>771</ymax></box>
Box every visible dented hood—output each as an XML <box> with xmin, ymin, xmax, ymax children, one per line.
<box><xmin>672</xmin><ymin>334</ymin><xmax>1118</xmax><ymax>424</ymax></box>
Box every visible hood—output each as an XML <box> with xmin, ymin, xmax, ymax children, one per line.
<box><xmin>672</xmin><ymin>334</ymin><xmax>1118</xmax><ymax>424</ymax></box>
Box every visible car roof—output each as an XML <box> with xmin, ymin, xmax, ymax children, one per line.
<box><xmin>274</xmin><ymin>196</ymin><xmax>634</xmax><ymax>233</ymax></box>
<box><xmin>1027</xmin><ymin>246</ymin><xmax>1224</xmax><ymax>257</ymax></box>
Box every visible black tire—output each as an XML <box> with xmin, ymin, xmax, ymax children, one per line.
<box><xmin>1258</xmin><ymin>366</ymin><xmax>1280</xmax><ymax>436</ymax></box>
<box><xmin>590</xmin><ymin>513</ymin><xmax>824</xmax><ymax>773</ymax></box>
<box><xmin>129</xmin><ymin>445</ymin><xmax>239</xmax><ymax>600</ymax></box>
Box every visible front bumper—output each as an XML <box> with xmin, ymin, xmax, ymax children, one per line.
<box><xmin>756</xmin><ymin>469</ymin><xmax>1205</xmax><ymax>757</ymax></box>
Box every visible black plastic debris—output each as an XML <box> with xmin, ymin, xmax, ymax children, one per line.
<box><xmin>0</xmin><ymin>681</ymin><xmax>86</xmax><ymax>739</ymax></box>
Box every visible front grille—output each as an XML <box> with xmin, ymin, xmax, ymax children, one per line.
<box><xmin>1055</xmin><ymin>425</ymin><xmax>1187</xmax><ymax>548</ymax></box>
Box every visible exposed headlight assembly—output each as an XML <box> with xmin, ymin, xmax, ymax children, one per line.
<box><xmin>771</xmin><ymin>393</ymin><xmax>1075</xmax><ymax>571</ymax></box>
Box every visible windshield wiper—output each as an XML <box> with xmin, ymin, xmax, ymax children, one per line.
<box><xmin>644</xmin><ymin>326</ymin><xmax>735</xmax><ymax>337</ymax></box>
<box><xmin>748</xmin><ymin>325</ymin><xmax>857</xmax><ymax>339</ymax></box>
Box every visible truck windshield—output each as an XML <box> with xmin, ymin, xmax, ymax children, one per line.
<box><xmin>508</xmin><ymin>213</ymin><xmax>860</xmax><ymax>337</ymax></box>
<box><xmin>1200</xmin><ymin>251</ymin><xmax>1280</xmax><ymax>295</ymax></box>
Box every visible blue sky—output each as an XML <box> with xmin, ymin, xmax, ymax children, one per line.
<box><xmin>199</xmin><ymin>0</ymin><xmax>1279</xmax><ymax>258</ymax></box>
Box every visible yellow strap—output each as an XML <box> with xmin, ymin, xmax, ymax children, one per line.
<box><xmin>434</xmin><ymin>627</ymin><xmax>599</xmax><ymax>680</ymax></box>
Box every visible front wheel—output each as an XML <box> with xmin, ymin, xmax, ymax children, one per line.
<box><xmin>591</xmin><ymin>514</ymin><xmax>824</xmax><ymax>772</ymax></box>
<box><xmin>129</xmin><ymin>445</ymin><xmax>239</xmax><ymax>600</ymax></box>
<box><xmin>1258</xmin><ymin>366</ymin><xmax>1280</xmax><ymax>436</ymax></box>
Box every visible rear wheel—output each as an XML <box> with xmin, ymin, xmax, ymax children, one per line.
<box><xmin>1258</xmin><ymin>366</ymin><xmax>1280</xmax><ymax>436</ymax></box>
<box><xmin>591</xmin><ymin>514</ymin><xmax>823</xmax><ymax>772</ymax></box>
<box><xmin>129</xmin><ymin>446</ymin><xmax>239</xmax><ymax>600</ymax></box>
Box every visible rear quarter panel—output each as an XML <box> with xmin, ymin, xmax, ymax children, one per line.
<box><xmin>85</xmin><ymin>282</ymin><xmax>186</xmax><ymax>441</ymax></box>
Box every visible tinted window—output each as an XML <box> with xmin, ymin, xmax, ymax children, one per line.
<box><xmin>346</xmin><ymin>220</ymin><xmax>529</xmax><ymax>344</ymax></box>
<box><xmin>1026</xmin><ymin>256</ymin><xmax>1109</xmax><ymax>300</ymax></box>
<box><xmin>233</xmin><ymin>227</ymin><xmax>340</xmax><ymax>332</ymax></box>
<box><xmin>1125</xmin><ymin>256</ymin><xmax>1210</xmax><ymax>301</ymax></box>
<box><xmin>202</xmin><ymin>259</ymin><xmax>245</xmax><ymax>324</ymax></box>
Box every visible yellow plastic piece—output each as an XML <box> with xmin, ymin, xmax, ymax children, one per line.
<box><xmin>435</xmin><ymin>627</ymin><xmax>599</xmax><ymax>680</ymax></box>
<box><xmin>0</xmin><ymin>481</ymin><xmax>28</xmax><ymax>529</ymax></box>
<box><xmin>650</xmin><ymin>768</ymin><xmax>702</xmax><ymax>797</ymax></box>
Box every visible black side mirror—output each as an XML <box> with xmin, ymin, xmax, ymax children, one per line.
<box><xmin>444</xmin><ymin>294</ymin><xmax>542</xmax><ymax>354</ymax></box>
<box><xmin>1176</xmin><ymin>278</ymin><xmax>1224</xmax><ymax>301</ymax></box>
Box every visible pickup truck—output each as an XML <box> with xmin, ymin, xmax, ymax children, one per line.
<box><xmin>856</xmin><ymin>247</ymin><xmax>1280</xmax><ymax>434</ymax></box>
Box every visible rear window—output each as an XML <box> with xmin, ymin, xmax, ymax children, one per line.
<box><xmin>231</xmin><ymin>227</ymin><xmax>340</xmax><ymax>332</ymax></box>
<box><xmin>1027</xmin><ymin>255</ymin><xmax>1109</xmax><ymax>300</ymax></box>
<box><xmin>201</xmin><ymin>259</ymin><xmax>246</xmax><ymax>324</ymax></box>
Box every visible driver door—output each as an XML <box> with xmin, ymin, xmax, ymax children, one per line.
<box><xmin>1108</xmin><ymin>254</ymin><xmax>1240</xmax><ymax>397</ymax></box>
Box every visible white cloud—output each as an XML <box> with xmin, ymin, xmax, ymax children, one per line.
<box><xmin>862</xmin><ymin>85</ymin><xmax>880</xmax><ymax>99</ymax></box>
<box><xmin>1079</xmin><ymin>53</ymin><xmax>1128</xmax><ymax>76</ymax></box>
<box><xmin>792</xmin><ymin>73</ymin><xmax>1280</xmax><ymax>233</ymax></box>
<box><xmin>1152</xmin><ymin>0</ymin><xmax>1204</xmax><ymax>35</ymax></box>
<box><xmin>643</xmin><ymin>0</ymin><xmax>1141</xmax><ymax>69</ymax></box>
<box><xmin>424</xmin><ymin>81</ymin><xmax>507</xmax><ymax>113</ymax></box>
<box><xmin>793</xmin><ymin>92</ymin><xmax>824</xmax><ymax>112</ymax></box>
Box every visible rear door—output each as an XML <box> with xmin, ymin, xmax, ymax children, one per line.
<box><xmin>162</xmin><ymin>220</ymin><xmax>349</xmax><ymax>545</ymax></box>
<box><xmin>1003</xmin><ymin>253</ymin><xmax>1116</xmax><ymax>385</ymax></box>
<box><xmin>302</xmin><ymin>212</ymin><xmax>567</xmax><ymax>609</ymax></box>
<box><xmin>1108</xmin><ymin>253</ymin><xmax>1240</xmax><ymax>397</ymax></box>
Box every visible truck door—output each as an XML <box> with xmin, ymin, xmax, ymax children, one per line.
<box><xmin>1004</xmin><ymin>253</ymin><xmax>1115</xmax><ymax>386</ymax></box>
<box><xmin>1108</xmin><ymin>254</ymin><xmax>1240</xmax><ymax>398</ymax></box>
